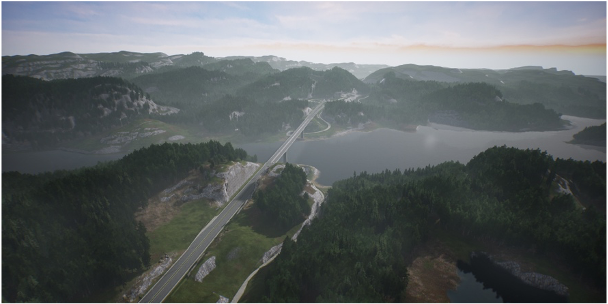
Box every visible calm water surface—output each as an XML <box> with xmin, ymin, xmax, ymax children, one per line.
<box><xmin>240</xmin><ymin>115</ymin><xmax>606</xmax><ymax>185</ymax></box>
<box><xmin>3</xmin><ymin>116</ymin><xmax>605</xmax><ymax>182</ymax></box>
<box><xmin>2</xmin><ymin>150</ymin><xmax>128</xmax><ymax>174</ymax></box>
<box><xmin>2</xmin><ymin>116</ymin><xmax>603</xmax><ymax>301</ymax></box>
<box><xmin>447</xmin><ymin>270</ymin><xmax>503</xmax><ymax>303</ymax></box>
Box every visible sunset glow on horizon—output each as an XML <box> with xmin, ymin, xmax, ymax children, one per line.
<box><xmin>3</xmin><ymin>1</ymin><xmax>606</xmax><ymax>75</ymax></box>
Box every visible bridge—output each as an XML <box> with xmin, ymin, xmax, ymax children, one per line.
<box><xmin>140</xmin><ymin>101</ymin><xmax>325</xmax><ymax>303</ymax></box>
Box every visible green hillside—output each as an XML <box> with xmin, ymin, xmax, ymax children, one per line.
<box><xmin>2</xmin><ymin>75</ymin><xmax>170</xmax><ymax>150</ymax></box>
<box><xmin>365</xmin><ymin>65</ymin><xmax>606</xmax><ymax>119</ymax></box>
<box><xmin>244</xmin><ymin>147</ymin><xmax>606</xmax><ymax>302</ymax></box>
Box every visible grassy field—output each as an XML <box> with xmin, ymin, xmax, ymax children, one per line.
<box><xmin>165</xmin><ymin>201</ymin><xmax>304</xmax><ymax>303</ymax></box>
<box><xmin>147</xmin><ymin>199</ymin><xmax>221</xmax><ymax>262</ymax></box>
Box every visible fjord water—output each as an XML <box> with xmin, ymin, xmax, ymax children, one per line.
<box><xmin>239</xmin><ymin>115</ymin><xmax>606</xmax><ymax>185</ymax></box>
<box><xmin>2</xmin><ymin>116</ymin><xmax>605</xmax><ymax>180</ymax></box>
<box><xmin>2</xmin><ymin>149</ymin><xmax>128</xmax><ymax>174</ymax></box>
<box><xmin>447</xmin><ymin>270</ymin><xmax>503</xmax><ymax>303</ymax></box>
<box><xmin>2</xmin><ymin>116</ymin><xmax>604</xmax><ymax>302</ymax></box>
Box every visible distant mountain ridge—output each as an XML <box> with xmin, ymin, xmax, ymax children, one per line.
<box><xmin>3</xmin><ymin>50</ymin><xmax>605</xmax><ymax>150</ymax></box>
<box><xmin>2</xmin><ymin>51</ymin><xmax>216</xmax><ymax>80</ymax></box>
<box><xmin>2</xmin><ymin>51</ymin><xmax>387</xmax><ymax>80</ymax></box>
<box><xmin>223</xmin><ymin>55</ymin><xmax>389</xmax><ymax>79</ymax></box>
<box><xmin>238</xmin><ymin>66</ymin><xmax>370</xmax><ymax>103</ymax></box>
<box><xmin>365</xmin><ymin>64</ymin><xmax>606</xmax><ymax>118</ymax></box>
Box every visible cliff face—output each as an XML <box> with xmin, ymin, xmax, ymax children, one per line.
<box><xmin>2</xmin><ymin>53</ymin><xmax>150</xmax><ymax>80</ymax></box>
<box><xmin>470</xmin><ymin>251</ymin><xmax>569</xmax><ymax>298</ymax></box>
<box><xmin>2</xmin><ymin>51</ymin><xmax>217</xmax><ymax>81</ymax></box>
<box><xmin>2</xmin><ymin>75</ymin><xmax>179</xmax><ymax>149</ymax></box>
<box><xmin>218</xmin><ymin>162</ymin><xmax>260</xmax><ymax>201</ymax></box>
<box><xmin>179</xmin><ymin>162</ymin><xmax>260</xmax><ymax>207</ymax></box>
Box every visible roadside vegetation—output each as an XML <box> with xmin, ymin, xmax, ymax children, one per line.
<box><xmin>166</xmin><ymin>163</ymin><xmax>314</xmax><ymax>302</ymax></box>
<box><xmin>2</xmin><ymin>141</ymin><xmax>249</xmax><ymax>302</ymax></box>
<box><xmin>244</xmin><ymin>146</ymin><xmax>605</xmax><ymax>302</ymax></box>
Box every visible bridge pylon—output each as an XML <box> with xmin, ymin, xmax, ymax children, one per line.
<box><xmin>282</xmin><ymin>152</ymin><xmax>287</xmax><ymax>163</ymax></box>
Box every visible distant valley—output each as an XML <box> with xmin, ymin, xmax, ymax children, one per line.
<box><xmin>2</xmin><ymin>50</ymin><xmax>606</xmax><ymax>303</ymax></box>
<box><xmin>3</xmin><ymin>51</ymin><xmax>605</xmax><ymax>154</ymax></box>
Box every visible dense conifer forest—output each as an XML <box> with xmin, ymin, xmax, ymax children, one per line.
<box><xmin>254</xmin><ymin>163</ymin><xmax>310</xmax><ymax>230</ymax></box>
<box><xmin>248</xmin><ymin>146</ymin><xmax>605</xmax><ymax>302</ymax></box>
<box><xmin>2</xmin><ymin>141</ymin><xmax>248</xmax><ymax>302</ymax></box>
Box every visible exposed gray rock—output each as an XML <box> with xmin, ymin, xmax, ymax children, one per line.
<box><xmin>195</xmin><ymin>256</ymin><xmax>216</xmax><ymax>283</ymax></box>
<box><xmin>163</xmin><ymin>179</ymin><xmax>193</xmax><ymax>195</ymax></box>
<box><xmin>292</xmin><ymin>183</ymin><xmax>325</xmax><ymax>241</ymax></box>
<box><xmin>217</xmin><ymin>295</ymin><xmax>229</xmax><ymax>303</ymax></box>
<box><xmin>190</xmin><ymin>181</ymin><xmax>227</xmax><ymax>205</ymax></box>
<box><xmin>124</xmin><ymin>255</ymin><xmax>173</xmax><ymax>302</ymax></box>
<box><xmin>217</xmin><ymin>162</ymin><xmax>260</xmax><ymax>200</ymax></box>
<box><xmin>160</xmin><ymin>194</ymin><xmax>176</xmax><ymax>203</ymax></box>
<box><xmin>261</xmin><ymin>243</ymin><xmax>283</xmax><ymax>264</ymax></box>
<box><xmin>187</xmin><ymin>162</ymin><xmax>260</xmax><ymax>206</ymax></box>
<box><xmin>472</xmin><ymin>252</ymin><xmax>569</xmax><ymax>297</ymax></box>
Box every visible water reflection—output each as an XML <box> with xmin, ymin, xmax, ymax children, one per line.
<box><xmin>453</xmin><ymin>257</ymin><xmax>568</xmax><ymax>303</ymax></box>
<box><xmin>447</xmin><ymin>268</ymin><xmax>503</xmax><ymax>303</ymax></box>
<box><xmin>2</xmin><ymin>116</ymin><xmax>605</xmax><ymax>178</ymax></box>
<box><xmin>241</xmin><ymin>115</ymin><xmax>605</xmax><ymax>185</ymax></box>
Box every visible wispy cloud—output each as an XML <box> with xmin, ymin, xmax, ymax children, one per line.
<box><xmin>2</xmin><ymin>1</ymin><xmax>605</xmax><ymax>74</ymax></box>
<box><xmin>223</xmin><ymin>2</ymin><xmax>250</xmax><ymax>11</ymax></box>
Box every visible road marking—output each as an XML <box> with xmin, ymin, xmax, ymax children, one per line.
<box><xmin>141</xmin><ymin>102</ymin><xmax>324</xmax><ymax>302</ymax></box>
<box><xmin>146</xmin><ymin>200</ymin><xmax>239</xmax><ymax>302</ymax></box>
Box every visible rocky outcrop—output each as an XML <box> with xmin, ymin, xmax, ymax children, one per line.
<box><xmin>471</xmin><ymin>251</ymin><xmax>569</xmax><ymax>297</ymax></box>
<box><xmin>261</xmin><ymin>243</ymin><xmax>283</xmax><ymax>264</ymax></box>
<box><xmin>213</xmin><ymin>162</ymin><xmax>260</xmax><ymax>205</ymax></box>
<box><xmin>292</xmin><ymin>183</ymin><xmax>325</xmax><ymax>241</ymax></box>
<box><xmin>180</xmin><ymin>162</ymin><xmax>260</xmax><ymax>207</ymax></box>
<box><xmin>124</xmin><ymin>255</ymin><xmax>173</xmax><ymax>302</ymax></box>
<box><xmin>184</xmin><ymin>182</ymin><xmax>227</xmax><ymax>205</ymax></box>
<box><xmin>195</xmin><ymin>256</ymin><xmax>216</xmax><ymax>283</ymax></box>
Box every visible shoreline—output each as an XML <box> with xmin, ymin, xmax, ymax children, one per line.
<box><xmin>5</xmin><ymin>115</ymin><xmax>605</xmax><ymax>157</ymax></box>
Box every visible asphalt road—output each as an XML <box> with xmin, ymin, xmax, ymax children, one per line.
<box><xmin>140</xmin><ymin>102</ymin><xmax>324</xmax><ymax>303</ymax></box>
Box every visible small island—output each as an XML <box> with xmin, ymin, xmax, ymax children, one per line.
<box><xmin>569</xmin><ymin>123</ymin><xmax>606</xmax><ymax>147</ymax></box>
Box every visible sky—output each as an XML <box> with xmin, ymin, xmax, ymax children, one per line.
<box><xmin>2</xmin><ymin>1</ymin><xmax>607</xmax><ymax>75</ymax></box>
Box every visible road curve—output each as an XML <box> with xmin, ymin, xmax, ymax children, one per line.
<box><xmin>140</xmin><ymin>102</ymin><xmax>324</xmax><ymax>303</ymax></box>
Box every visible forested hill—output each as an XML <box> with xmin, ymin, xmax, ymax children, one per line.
<box><xmin>2</xmin><ymin>51</ymin><xmax>216</xmax><ymax>80</ymax></box>
<box><xmin>422</xmin><ymin>82</ymin><xmax>564</xmax><ymax>131</ymax></box>
<box><xmin>323</xmin><ymin>81</ymin><xmax>565</xmax><ymax>132</ymax></box>
<box><xmin>247</xmin><ymin>146</ymin><xmax>605</xmax><ymax>302</ymax></box>
<box><xmin>129</xmin><ymin>58</ymin><xmax>278</xmax><ymax>108</ymax></box>
<box><xmin>2</xmin><ymin>141</ymin><xmax>248</xmax><ymax>302</ymax></box>
<box><xmin>200</xmin><ymin>58</ymin><xmax>277</xmax><ymax>76</ymax></box>
<box><xmin>130</xmin><ymin>66</ymin><xmax>255</xmax><ymax>107</ymax></box>
<box><xmin>365</xmin><ymin>64</ymin><xmax>606</xmax><ymax>119</ymax></box>
<box><xmin>570</xmin><ymin>123</ymin><xmax>606</xmax><ymax>147</ymax></box>
<box><xmin>254</xmin><ymin>163</ymin><xmax>310</xmax><ymax>230</ymax></box>
<box><xmin>2</xmin><ymin>75</ymin><xmax>174</xmax><ymax>149</ymax></box>
<box><xmin>2</xmin><ymin>50</ymin><xmax>386</xmax><ymax>80</ymax></box>
<box><xmin>237</xmin><ymin>66</ymin><xmax>370</xmax><ymax>103</ymax></box>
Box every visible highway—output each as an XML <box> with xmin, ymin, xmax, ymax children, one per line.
<box><xmin>140</xmin><ymin>101</ymin><xmax>324</xmax><ymax>303</ymax></box>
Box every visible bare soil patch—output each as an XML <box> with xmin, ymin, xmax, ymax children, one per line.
<box><xmin>135</xmin><ymin>170</ymin><xmax>207</xmax><ymax>233</ymax></box>
<box><xmin>404</xmin><ymin>238</ymin><xmax>460</xmax><ymax>303</ymax></box>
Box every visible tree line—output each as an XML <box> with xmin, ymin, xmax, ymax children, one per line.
<box><xmin>2</xmin><ymin>141</ymin><xmax>248</xmax><ymax>302</ymax></box>
<box><xmin>254</xmin><ymin>163</ymin><xmax>310</xmax><ymax>230</ymax></box>
<box><xmin>247</xmin><ymin>146</ymin><xmax>605</xmax><ymax>302</ymax></box>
